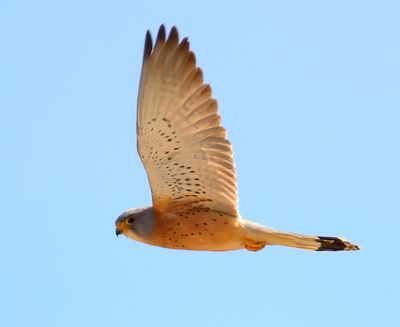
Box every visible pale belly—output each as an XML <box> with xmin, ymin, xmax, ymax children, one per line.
<box><xmin>144</xmin><ymin>211</ymin><xmax>246</xmax><ymax>251</ymax></box>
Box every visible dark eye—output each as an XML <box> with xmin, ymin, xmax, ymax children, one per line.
<box><xmin>127</xmin><ymin>217</ymin><xmax>135</xmax><ymax>224</ymax></box>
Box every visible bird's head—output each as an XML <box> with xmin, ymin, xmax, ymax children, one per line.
<box><xmin>115</xmin><ymin>207</ymin><xmax>155</xmax><ymax>240</ymax></box>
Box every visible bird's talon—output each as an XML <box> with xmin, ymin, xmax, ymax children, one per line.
<box><xmin>244</xmin><ymin>239</ymin><xmax>267</xmax><ymax>252</ymax></box>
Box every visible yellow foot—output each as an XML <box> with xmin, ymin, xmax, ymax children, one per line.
<box><xmin>244</xmin><ymin>238</ymin><xmax>267</xmax><ymax>252</ymax></box>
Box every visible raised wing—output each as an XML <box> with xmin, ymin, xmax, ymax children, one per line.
<box><xmin>136</xmin><ymin>25</ymin><xmax>238</xmax><ymax>217</ymax></box>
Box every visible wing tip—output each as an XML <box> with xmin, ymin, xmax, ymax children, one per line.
<box><xmin>180</xmin><ymin>36</ymin><xmax>189</xmax><ymax>49</ymax></box>
<box><xmin>144</xmin><ymin>25</ymin><xmax>193</xmax><ymax>62</ymax></box>
<box><xmin>155</xmin><ymin>24</ymin><xmax>166</xmax><ymax>47</ymax></box>
<box><xmin>143</xmin><ymin>30</ymin><xmax>153</xmax><ymax>61</ymax></box>
<box><xmin>168</xmin><ymin>25</ymin><xmax>179</xmax><ymax>43</ymax></box>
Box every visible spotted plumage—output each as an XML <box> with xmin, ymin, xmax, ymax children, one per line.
<box><xmin>115</xmin><ymin>25</ymin><xmax>360</xmax><ymax>252</ymax></box>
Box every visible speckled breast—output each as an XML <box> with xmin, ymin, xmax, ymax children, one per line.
<box><xmin>147</xmin><ymin>210</ymin><xmax>245</xmax><ymax>251</ymax></box>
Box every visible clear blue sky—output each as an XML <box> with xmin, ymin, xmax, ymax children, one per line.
<box><xmin>2</xmin><ymin>1</ymin><xmax>399</xmax><ymax>326</ymax></box>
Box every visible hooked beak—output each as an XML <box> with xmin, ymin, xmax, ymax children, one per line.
<box><xmin>115</xmin><ymin>219</ymin><xmax>128</xmax><ymax>237</ymax></box>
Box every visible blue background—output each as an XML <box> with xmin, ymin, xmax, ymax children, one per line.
<box><xmin>2</xmin><ymin>1</ymin><xmax>399</xmax><ymax>326</ymax></box>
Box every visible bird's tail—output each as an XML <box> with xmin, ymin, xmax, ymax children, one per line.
<box><xmin>241</xmin><ymin>220</ymin><xmax>360</xmax><ymax>251</ymax></box>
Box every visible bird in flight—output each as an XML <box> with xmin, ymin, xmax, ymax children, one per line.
<box><xmin>115</xmin><ymin>25</ymin><xmax>360</xmax><ymax>252</ymax></box>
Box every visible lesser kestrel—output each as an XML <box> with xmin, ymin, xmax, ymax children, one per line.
<box><xmin>115</xmin><ymin>25</ymin><xmax>359</xmax><ymax>252</ymax></box>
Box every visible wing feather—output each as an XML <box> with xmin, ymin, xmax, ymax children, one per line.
<box><xmin>137</xmin><ymin>25</ymin><xmax>238</xmax><ymax>217</ymax></box>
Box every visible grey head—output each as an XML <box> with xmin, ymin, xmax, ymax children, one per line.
<box><xmin>115</xmin><ymin>206</ymin><xmax>155</xmax><ymax>240</ymax></box>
